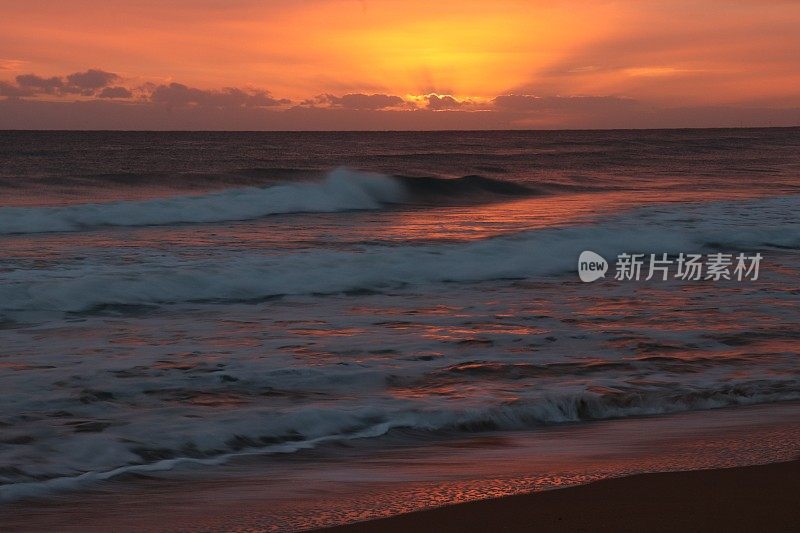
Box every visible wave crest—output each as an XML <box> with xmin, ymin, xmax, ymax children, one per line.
<box><xmin>0</xmin><ymin>169</ymin><xmax>535</xmax><ymax>235</ymax></box>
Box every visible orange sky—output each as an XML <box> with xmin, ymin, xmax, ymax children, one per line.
<box><xmin>1</xmin><ymin>0</ymin><xmax>799</xmax><ymax>129</ymax></box>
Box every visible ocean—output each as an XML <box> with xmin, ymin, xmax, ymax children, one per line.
<box><xmin>1</xmin><ymin>129</ymin><xmax>799</xmax><ymax>527</ymax></box>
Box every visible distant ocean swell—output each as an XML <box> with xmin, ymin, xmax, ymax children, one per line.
<box><xmin>0</xmin><ymin>168</ymin><xmax>536</xmax><ymax>235</ymax></box>
<box><xmin>0</xmin><ymin>195</ymin><xmax>797</xmax><ymax>314</ymax></box>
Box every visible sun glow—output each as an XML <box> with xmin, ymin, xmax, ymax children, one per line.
<box><xmin>317</xmin><ymin>7</ymin><xmax>615</xmax><ymax>98</ymax></box>
<box><xmin>2</xmin><ymin>1</ymin><xmax>800</xmax><ymax>128</ymax></box>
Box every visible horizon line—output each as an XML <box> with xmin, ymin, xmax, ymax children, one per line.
<box><xmin>2</xmin><ymin>125</ymin><xmax>800</xmax><ymax>134</ymax></box>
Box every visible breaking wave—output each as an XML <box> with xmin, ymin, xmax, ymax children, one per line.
<box><xmin>0</xmin><ymin>168</ymin><xmax>534</xmax><ymax>235</ymax></box>
<box><xmin>0</xmin><ymin>194</ymin><xmax>798</xmax><ymax>313</ymax></box>
<box><xmin>1</xmin><ymin>378</ymin><xmax>797</xmax><ymax>502</ymax></box>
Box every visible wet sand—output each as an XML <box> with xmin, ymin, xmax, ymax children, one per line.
<box><xmin>320</xmin><ymin>460</ymin><xmax>800</xmax><ymax>533</ymax></box>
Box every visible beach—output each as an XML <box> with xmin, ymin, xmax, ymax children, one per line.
<box><xmin>321</xmin><ymin>460</ymin><xmax>800</xmax><ymax>533</ymax></box>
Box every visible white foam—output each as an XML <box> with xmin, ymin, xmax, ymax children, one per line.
<box><xmin>1</xmin><ymin>195</ymin><xmax>797</xmax><ymax>313</ymax></box>
<box><xmin>1</xmin><ymin>382</ymin><xmax>797</xmax><ymax>502</ymax></box>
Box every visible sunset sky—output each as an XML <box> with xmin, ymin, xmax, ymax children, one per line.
<box><xmin>1</xmin><ymin>0</ymin><xmax>799</xmax><ymax>129</ymax></box>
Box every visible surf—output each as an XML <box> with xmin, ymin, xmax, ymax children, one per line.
<box><xmin>0</xmin><ymin>168</ymin><xmax>536</xmax><ymax>235</ymax></box>
<box><xmin>0</xmin><ymin>194</ymin><xmax>797</xmax><ymax>314</ymax></box>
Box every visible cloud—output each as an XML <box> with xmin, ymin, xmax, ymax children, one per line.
<box><xmin>16</xmin><ymin>74</ymin><xmax>63</xmax><ymax>94</ymax></box>
<box><xmin>0</xmin><ymin>80</ymin><xmax>33</xmax><ymax>97</ymax></box>
<box><xmin>11</xmin><ymin>69</ymin><xmax>120</xmax><ymax>96</ymax></box>
<box><xmin>1</xmin><ymin>70</ymin><xmax>288</xmax><ymax>108</ymax></box>
<box><xmin>310</xmin><ymin>93</ymin><xmax>406</xmax><ymax>110</ymax></box>
<box><xmin>98</xmin><ymin>86</ymin><xmax>133</xmax><ymax>99</ymax></box>
<box><xmin>425</xmin><ymin>94</ymin><xmax>466</xmax><ymax>110</ymax></box>
<box><xmin>149</xmin><ymin>83</ymin><xmax>289</xmax><ymax>108</ymax></box>
<box><xmin>66</xmin><ymin>69</ymin><xmax>119</xmax><ymax>90</ymax></box>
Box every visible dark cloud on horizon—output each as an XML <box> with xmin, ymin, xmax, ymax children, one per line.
<box><xmin>1</xmin><ymin>67</ymin><xmax>799</xmax><ymax>129</ymax></box>
<box><xmin>426</xmin><ymin>94</ymin><xmax>467</xmax><ymax>110</ymax></box>
<box><xmin>0</xmin><ymin>72</ymin><xmax>291</xmax><ymax>108</ymax></box>
<box><xmin>12</xmin><ymin>69</ymin><xmax>120</xmax><ymax>97</ymax></box>
<box><xmin>16</xmin><ymin>74</ymin><xmax>64</xmax><ymax>94</ymax></box>
<box><xmin>307</xmin><ymin>93</ymin><xmax>406</xmax><ymax>110</ymax></box>
<box><xmin>149</xmin><ymin>83</ymin><xmax>290</xmax><ymax>108</ymax></box>
<box><xmin>98</xmin><ymin>86</ymin><xmax>133</xmax><ymax>99</ymax></box>
<box><xmin>0</xmin><ymin>69</ymin><xmax>638</xmax><ymax>115</ymax></box>
<box><xmin>0</xmin><ymin>80</ymin><xmax>33</xmax><ymax>97</ymax></box>
<box><xmin>66</xmin><ymin>69</ymin><xmax>119</xmax><ymax>90</ymax></box>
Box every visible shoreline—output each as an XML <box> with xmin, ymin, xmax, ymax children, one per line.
<box><xmin>319</xmin><ymin>459</ymin><xmax>800</xmax><ymax>533</ymax></box>
<box><xmin>2</xmin><ymin>402</ymin><xmax>799</xmax><ymax>532</ymax></box>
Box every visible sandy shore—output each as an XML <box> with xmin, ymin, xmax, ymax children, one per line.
<box><xmin>319</xmin><ymin>460</ymin><xmax>800</xmax><ymax>533</ymax></box>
